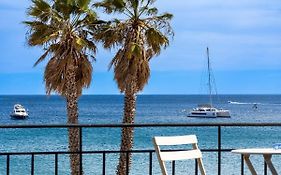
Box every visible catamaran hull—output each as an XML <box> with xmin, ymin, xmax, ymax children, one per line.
<box><xmin>188</xmin><ymin>109</ymin><xmax>231</xmax><ymax>118</ymax></box>
<box><xmin>188</xmin><ymin>111</ymin><xmax>217</xmax><ymax>118</ymax></box>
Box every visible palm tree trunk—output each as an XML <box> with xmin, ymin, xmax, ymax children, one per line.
<box><xmin>66</xmin><ymin>65</ymin><xmax>81</xmax><ymax>175</ymax></box>
<box><xmin>116</xmin><ymin>86</ymin><xmax>137</xmax><ymax>175</ymax></box>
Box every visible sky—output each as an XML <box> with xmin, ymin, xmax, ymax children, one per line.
<box><xmin>0</xmin><ymin>0</ymin><xmax>281</xmax><ymax>95</ymax></box>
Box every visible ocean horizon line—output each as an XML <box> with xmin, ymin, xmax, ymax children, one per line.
<box><xmin>1</xmin><ymin>94</ymin><xmax>281</xmax><ymax>96</ymax></box>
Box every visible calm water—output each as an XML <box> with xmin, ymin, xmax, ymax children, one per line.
<box><xmin>0</xmin><ymin>95</ymin><xmax>281</xmax><ymax>174</ymax></box>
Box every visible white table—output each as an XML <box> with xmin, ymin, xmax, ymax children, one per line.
<box><xmin>232</xmin><ymin>148</ymin><xmax>281</xmax><ymax>175</ymax></box>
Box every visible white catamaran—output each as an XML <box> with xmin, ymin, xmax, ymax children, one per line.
<box><xmin>188</xmin><ymin>47</ymin><xmax>230</xmax><ymax>118</ymax></box>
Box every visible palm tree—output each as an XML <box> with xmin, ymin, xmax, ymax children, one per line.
<box><xmin>24</xmin><ymin>0</ymin><xmax>99</xmax><ymax>174</ymax></box>
<box><xmin>94</xmin><ymin>0</ymin><xmax>173</xmax><ymax>174</ymax></box>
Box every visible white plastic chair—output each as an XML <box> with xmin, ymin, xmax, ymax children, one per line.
<box><xmin>153</xmin><ymin>135</ymin><xmax>206</xmax><ymax>175</ymax></box>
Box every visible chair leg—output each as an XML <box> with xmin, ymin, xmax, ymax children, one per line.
<box><xmin>153</xmin><ymin>139</ymin><xmax>168</xmax><ymax>175</ymax></box>
<box><xmin>159</xmin><ymin>161</ymin><xmax>168</xmax><ymax>175</ymax></box>
<box><xmin>197</xmin><ymin>158</ymin><xmax>206</xmax><ymax>175</ymax></box>
<box><xmin>263</xmin><ymin>155</ymin><xmax>278</xmax><ymax>175</ymax></box>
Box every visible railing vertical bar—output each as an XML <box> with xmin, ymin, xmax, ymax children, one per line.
<box><xmin>241</xmin><ymin>154</ymin><xmax>244</xmax><ymax>175</ymax></box>
<box><xmin>264</xmin><ymin>161</ymin><xmax>267</xmax><ymax>175</ymax></box>
<box><xmin>126</xmin><ymin>152</ymin><xmax>129</xmax><ymax>175</ymax></box>
<box><xmin>149</xmin><ymin>152</ymin><xmax>153</xmax><ymax>175</ymax></box>
<box><xmin>6</xmin><ymin>154</ymin><xmax>10</xmax><ymax>175</ymax></box>
<box><xmin>195</xmin><ymin>159</ymin><xmax>198</xmax><ymax>175</ymax></box>
<box><xmin>79</xmin><ymin>126</ymin><xmax>83</xmax><ymax>175</ymax></box>
<box><xmin>102</xmin><ymin>153</ymin><xmax>106</xmax><ymax>175</ymax></box>
<box><xmin>55</xmin><ymin>153</ymin><xmax>58</xmax><ymax>175</ymax></box>
<box><xmin>31</xmin><ymin>154</ymin><xmax>34</xmax><ymax>175</ymax></box>
<box><xmin>218</xmin><ymin>126</ymin><xmax>221</xmax><ymax>175</ymax></box>
<box><xmin>172</xmin><ymin>160</ymin><xmax>175</xmax><ymax>175</ymax></box>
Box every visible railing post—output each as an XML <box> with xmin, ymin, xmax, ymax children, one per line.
<box><xmin>195</xmin><ymin>159</ymin><xmax>198</xmax><ymax>175</ymax></box>
<box><xmin>6</xmin><ymin>154</ymin><xmax>10</xmax><ymax>175</ymax></box>
<box><xmin>241</xmin><ymin>154</ymin><xmax>244</xmax><ymax>175</ymax></box>
<box><xmin>172</xmin><ymin>160</ymin><xmax>175</xmax><ymax>175</ymax></box>
<box><xmin>55</xmin><ymin>153</ymin><xmax>58</xmax><ymax>175</ymax></box>
<box><xmin>31</xmin><ymin>154</ymin><xmax>34</xmax><ymax>175</ymax></box>
<box><xmin>149</xmin><ymin>152</ymin><xmax>153</xmax><ymax>175</ymax></box>
<box><xmin>218</xmin><ymin>126</ymin><xmax>221</xmax><ymax>175</ymax></box>
<box><xmin>102</xmin><ymin>152</ymin><xmax>106</xmax><ymax>175</ymax></box>
<box><xmin>264</xmin><ymin>161</ymin><xmax>267</xmax><ymax>175</ymax></box>
<box><xmin>79</xmin><ymin>126</ymin><xmax>83</xmax><ymax>175</ymax></box>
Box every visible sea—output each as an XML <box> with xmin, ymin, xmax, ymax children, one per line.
<box><xmin>0</xmin><ymin>95</ymin><xmax>281</xmax><ymax>175</ymax></box>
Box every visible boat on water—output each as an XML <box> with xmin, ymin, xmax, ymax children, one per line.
<box><xmin>10</xmin><ymin>104</ymin><xmax>29</xmax><ymax>119</ymax></box>
<box><xmin>188</xmin><ymin>48</ymin><xmax>230</xmax><ymax>118</ymax></box>
<box><xmin>189</xmin><ymin>104</ymin><xmax>230</xmax><ymax>118</ymax></box>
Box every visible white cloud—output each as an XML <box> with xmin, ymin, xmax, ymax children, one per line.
<box><xmin>146</xmin><ymin>0</ymin><xmax>281</xmax><ymax>71</ymax></box>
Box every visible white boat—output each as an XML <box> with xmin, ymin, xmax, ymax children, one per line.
<box><xmin>189</xmin><ymin>104</ymin><xmax>230</xmax><ymax>118</ymax></box>
<box><xmin>10</xmin><ymin>104</ymin><xmax>29</xmax><ymax>119</ymax></box>
<box><xmin>188</xmin><ymin>48</ymin><xmax>230</xmax><ymax>118</ymax></box>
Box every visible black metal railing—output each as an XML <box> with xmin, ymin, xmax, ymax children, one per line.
<box><xmin>0</xmin><ymin>123</ymin><xmax>281</xmax><ymax>175</ymax></box>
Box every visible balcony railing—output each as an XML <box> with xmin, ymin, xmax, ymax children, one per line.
<box><xmin>0</xmin><ymin>123</ymin><xmax>281</xmax><ymax>175</ymax></box>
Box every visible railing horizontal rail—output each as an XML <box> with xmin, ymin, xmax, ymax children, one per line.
<box><xmin>0</xmin><ymin>122</ymin><xmax>281</xmax><ymax>128</ymax></box>
<box><xmin>0</xmin><ymin>149</ymin><xmax>233</xmax><ymax>156</ymax></box>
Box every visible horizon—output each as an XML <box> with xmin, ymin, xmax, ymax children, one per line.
<box><xmin>1</xmin><ymin>0</ymin><xmax>281</xmax><ymax>95</ymax></box>
<box><xmin>1</xmin><ymin>94</ymin><xmax>281</xmax><ymax>96</ymax></box>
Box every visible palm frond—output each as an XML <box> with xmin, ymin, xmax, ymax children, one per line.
<box><xmin>26</xmin><ymin>0</ymin><xmax>100</xmax><ymax>96</ymax></box>
<box><xmin>33</xmin><ymin>48</ymin><xmax>50</xmax><ymax>67</ymax></box>
<box><xmin>145</xmin><ymin>27</ymin><xmax>169</xmax><ymax>55</ymax></box>
<box><xmin>76</xmin><ymin>0</ymin><xmax>91</xmax><ymax>10</ymax></box>
<box><xmin>28</xmin><ymin>0</ymin><xmax>52</xmax><ymax>22</ymax></box>
<box><xmin>94</xmin><ymin>22</ymin><xmax>125</xmax><ymax>49</ymax></box>
<box><xmin>94</xmin><ymin>0</ymin><xmax>125</xmax><ymax>13</ymax></box>
<box><xmin>95</xmin><ymin>0</ymin><xmax>173</xmax><ymax>93</ymax></box>
<box><xmin>26</xmin><ymin>22</ymin><xmax>59</xmax><ymax>46</ymax></box>
<box><xmin>128</xmin><ymin>0</ymin><xmax>139</xmax><ymax>10</ymax></box>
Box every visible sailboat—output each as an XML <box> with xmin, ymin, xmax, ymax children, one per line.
<box><xmin>188</xmin><ymin>47</ymin><xmax>230</xmax><ymax>118</ymax></box>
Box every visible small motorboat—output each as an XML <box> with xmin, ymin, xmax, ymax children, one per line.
<box><xmin>10</xmin><ymin>104</ymin><xmax>29</xmax><ymax>119</ymax></box>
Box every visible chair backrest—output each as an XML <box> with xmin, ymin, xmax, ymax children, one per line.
<box><xmin>153</xmin><ymin>135</ymin><xmax>206</xmax><ymax>175</ymax></box>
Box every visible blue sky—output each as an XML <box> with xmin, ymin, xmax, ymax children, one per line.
<box><xmin>0</xmin><ymin>0</ymin><xmax>281</xmax><ymax>94</ymax></box>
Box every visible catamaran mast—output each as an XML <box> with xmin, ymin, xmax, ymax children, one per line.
<box><xmin>207</xmin><ymin>47</ymin><xmax>213</xmax><ymax>107</ymax></box>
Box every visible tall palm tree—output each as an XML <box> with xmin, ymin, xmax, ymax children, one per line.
<box><xmin>24</xmin><ymin>0</ymin><xmax>99</xmax><ymax>174</ymax></box>
<box><xmin>94</xmin><ymin>0</ymin><xmax>173</xmax><ymax>174</ymax></box>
